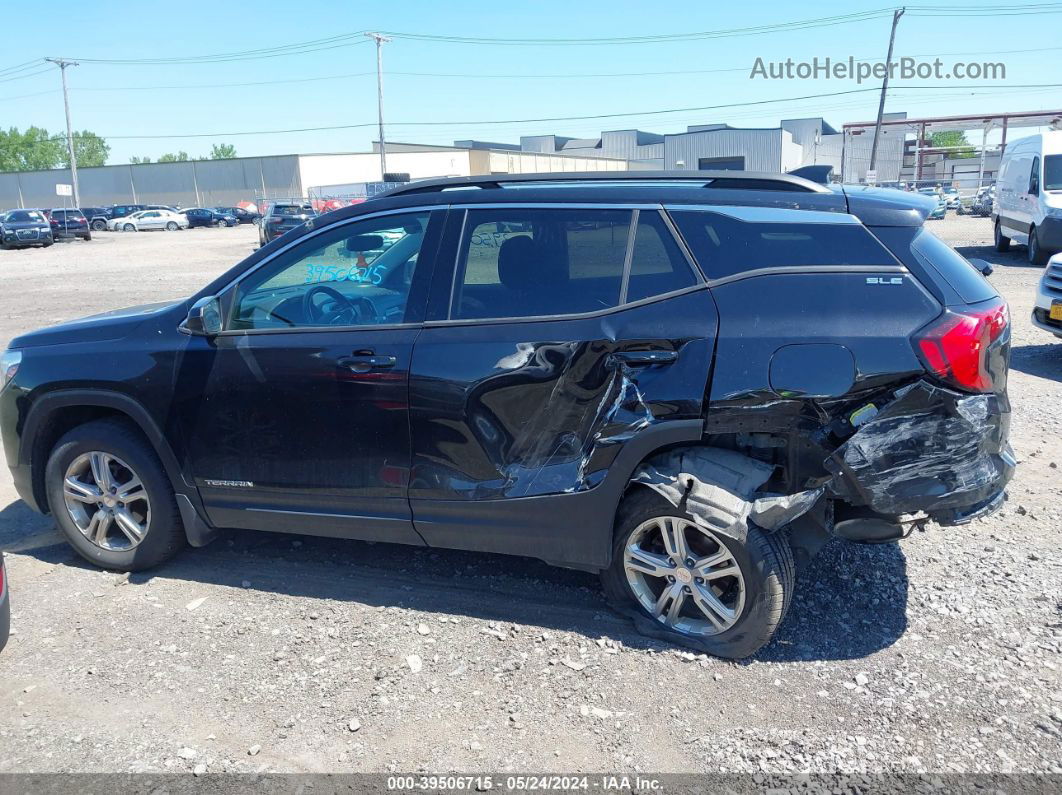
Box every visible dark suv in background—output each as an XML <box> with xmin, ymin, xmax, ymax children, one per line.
<box><xmin>0</xmin><ymin>172</ymin><xmax>1014</xmax><ymax>659</ymax></box>
<box><xmin>258</xmin><ymin>200</ymin><xmax>316</xmax><ymax>246</ymax></box>
<box><xmin>44</xmin><ymin>209</ymin><xmax>91</xmax><ymax>242</ymax></box>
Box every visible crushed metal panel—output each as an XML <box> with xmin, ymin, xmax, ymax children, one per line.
<box><xmin>632</xmin><ymin>447</ymin><xmax>776</xmax><ymax>542</ymax></box>
<box><xmin>825</xmin><ymin>380</ymin><xmax>1015</xmax><ymax>516</ymax></box>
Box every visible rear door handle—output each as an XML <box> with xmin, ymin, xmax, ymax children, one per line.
<box><xmin>609</xmin><ymin>350</ymin><xmax>678</xmax><ymax>367</ymax></box>
<box><xmin>339</xmin><ymin>354</ymin><xmax>397</xmax><ymax>373</ymax></box>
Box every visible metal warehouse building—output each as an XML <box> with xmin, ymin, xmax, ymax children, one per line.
<box><xmin>489</xmin><ymin>116</ymin><xmax>848</xmax><ymax>174</ymax></box>
<box><xmin>0</xmin><ymin>146</ymin><xmax>631</xmax><ymax>210</ymax></box>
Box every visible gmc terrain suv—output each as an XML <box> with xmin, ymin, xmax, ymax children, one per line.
<box><xmin>0</xmin><ymin>172</ymin><xmax>1014</xmax><ymax>659</ymax></box>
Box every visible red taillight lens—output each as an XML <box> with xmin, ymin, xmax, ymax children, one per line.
<box><xmin>915</xmin><ymin>298</ymin><xmax>1009</xmax><ymax>392</ymax></box>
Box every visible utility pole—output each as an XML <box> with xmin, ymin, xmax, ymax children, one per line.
<box><xmin>45</xmin><ymin>57</ymin><xmax>81</xmax><ymax>207</ymax></box>
<box><xmin>868</xmin><ymin>7</ymin><xmax>904</xmax><ymax>174</ymax></box>
<box><xmin>365</xmin><ymin>33</ymin><xmax>392</xmax><ymax>180</ymax></box>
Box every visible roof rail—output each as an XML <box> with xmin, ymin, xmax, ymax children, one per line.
<box><xmin>374</xmin><ymin>170</ymin><xmax>831</xmax><ymax>198</ymax></box>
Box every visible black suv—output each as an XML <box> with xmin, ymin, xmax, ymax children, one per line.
<box><xmin>259</xmin><ymin>201</ymin><xmax>316</xmax><ymax>246</ymax></box>
<box><xmin>0</xmin><ymin>172</ymin><xmax>1014</xmax><ymax>659</ymax></box>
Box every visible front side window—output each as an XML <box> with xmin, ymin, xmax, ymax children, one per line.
<box><xmin>230</xmin><ymin>211</ymin><xmax>430</xmax><ymax>330</ymax></box>
<box><xmin>1030</xmin><ymin>156</ymin><xmax>1041</xmax><ymax>194</ymax></box>
<box><xmin>1045</xmin><ymin>155</ymin><xmax>1062</xmax><ymax>191</ymax></box>
<box><xmin>451</xmin><ymin>208</ymin><xmax>631</xmax><ymax>320</ymax></box>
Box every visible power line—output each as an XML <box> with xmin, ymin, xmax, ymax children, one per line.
<box><xmin>70</xmin><ymin>34</ymin><xmax>372</xmax><ymax>65</ymax></box>
<box><xmin>18</xmin><ymin>82</ymin><xmax>1062</xmax><ymax>145</ymax></box>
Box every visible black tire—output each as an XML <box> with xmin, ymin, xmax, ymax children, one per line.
<box><xmin>91</xmin><ymin>219</ymin><xmax>107</xmax><ymax>231</ymax></box>
<box><xmin>166</xmin><ymin>221</ymin><xmax>178</xmax><ymax>231</ymax></box>
<box><xmin>44</xmin><ymin>418</ymin><xmax>187</xmax><ymax>571</ymax></box>
<box><xmin>601</xmin><ymin>488</ymin><xmax>794</xmax><ymax>660</ymax></box>
<box><xmin>123</xmin><ymin>223</ymin><xmax>136</xmax><ymax>232</ymax></box>
<box><xmin>1028</xmin><ymin>226</ymin><xmax>1049</xmax><ymax>266</ymax></box>
<box><xmin>42</xmin><ymin>239</ymin><xmax>52</xmax><ymax>248</ymax></box>
<box><xmin>994</xmin><ymin>220</ymin><xmax>1011</xmax><ymax>252</ymax></box>
<box><xmin>82</xmin><ymin>232</ymin><xmax>92</xmax><ymax>241</ymax></box>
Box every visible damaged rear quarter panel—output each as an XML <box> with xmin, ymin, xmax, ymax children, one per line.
<box><xmin>407</xmin><ymin>290</ymin><xmax>718</xmax><ymax>564</ymax></box>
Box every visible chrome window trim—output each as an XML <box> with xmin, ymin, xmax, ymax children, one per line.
<box><xmin>618</xmin><ymin>209</ymin><xmax>639</xmax><ymax>305</ymax></box>
<box><xmin>705</xmin><ymin>264</ymin><xmax>909</xmax><ymax>289</ymax></box>
<box><xmin>426</xmin><ymin>283</ymin><xmax>711</xmax><ymax>328</ymax></box>
<box><xmin>664</xmin><ymin>204</ymin><xmax>861</xmax><ymax>225</ymax></box>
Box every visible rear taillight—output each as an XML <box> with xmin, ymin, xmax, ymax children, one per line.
<box><xmin>914</xmin><ymin>298</ymin><xmax>1009</xmax><ymax>393</ymax></box>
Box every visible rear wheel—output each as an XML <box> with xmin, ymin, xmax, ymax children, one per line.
<box><xmin>1029</xmin><ymin>226</ymin><xmax>1049</xmax><ymax>266</ymax></box>
<box><xmin>45</xmin><ymin>419</ymin><xmax>186</xmax><ymax>571</ymax></box>
<box><xmin>91</xmin><ymin>219</ymin><xmax>107</xmax><ymax>231</ymax></box>
<box><xmin>994</xmin><ymin>220</ymin><xmax>1011</xmax><ymax>252</ymax></box>
<box><xmin>601</xmin><ymin>489</ymin><xmax>794</xmax><ymax>659</ymax></box>
<box><xmin>166</xmin><ymin>221</ymin><xmax>178</xmax><ymax>231</ymax></box>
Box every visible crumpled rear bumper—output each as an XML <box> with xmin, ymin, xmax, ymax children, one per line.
<box><xmin>824</xmin><ymin>380</ymin><xmax>1014</xmax><ymax>524</ymax></box>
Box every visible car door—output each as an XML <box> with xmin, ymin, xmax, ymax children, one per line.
<box><xmin>406</xmin><ymin>205</ymin><xmax>717</xmax><ymax>568</ymax></box>
<box><xmin>143</xmin><ymin>211</ymin><xmax>163</xmax><ymax>230</ymax></box>
<box><xmin>174</xmin><ymin>208</ymin><xmax>444</xmax><ymax>544</ymax></box>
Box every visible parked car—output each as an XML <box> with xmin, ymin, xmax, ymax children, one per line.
<box><xmin>108</xmin><ymin>204</ymin><xmax>146</xmax><ymax>221</ymax></box>
<box><xmin>258</xmin><ymin>201</ymin><xmax>316</xmax><ymax>246</ymax></box>
<box><xmin>181</xmin><ymin>208</ymin><xmax>236</xmax><ymax>228</ymax></box>
<box><xmin>918</xmin><ymin>188</ymin><xmax>947</xmax><ymax>220</ymax></box>
<box><xmin>971</xmin><ymin>185</ymin><xmax>996</xmax><ymax>217</ymax></box>
<box><xmin>145</xmin><ymin>204</ymin><xmax>179</xmax><ymax>213</ymax></box>
<box><xmin>1031</xmin><ymin>252</ymin><xmax>1062</xmax><ymax>339</ymax></box>
<box><xmin>993</xmin><ymin>130</ymin><xmax>1062</xmax><ymax>265</ymax></box>
<box><xmin>0</xmin><ymin>209</ymin><xmax>53</xmax><ymax>248</ymax></box>
<box><xmin>81</xmin><ymin>207</ymin><xmax>112</xmax><ymax>232</ymax></box>
<box><xmin>215</xmin><ymin>206</ymin><xmax>260</xmax><ymax>225</ymax></box>
<box><xmin>942</xmin><ymin>186</ymin><xmax>961</xmax><ymax>210</ymax></box>
<box><xmin>44</xmin><ymin>208</ymin><xmax>91</xmax><ymax>241</ymax></box>
<box><xmin>108</xmin><ymin>209</ymin><xmax>189</xmax><ymax>232</ymax></box>
<box><xmin>0</xmin><ymin>172</ymin><xmax>1015</xmax><ymax>659</ymax></box>
<box><xmin>0</xmin><ymin>552</ymin><xmax>8</xmax><ymax>654</ymax></box>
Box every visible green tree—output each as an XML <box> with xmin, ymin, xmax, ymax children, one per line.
<box><xmin>62</xmin><ymin>130</ymin><xmax>110</xmax><ymax>168</ymax></box>
<box><xmin>129</xmin><ymin>156</ymin><xmax>152</xmax><ymax>164</ymax></box>
<box><xmin>0</xmin><ymin>126</ymin><xmax>65</xmax><ymax>172</ymax></box>
<box><xmin>929</xmin><ymin>131</ymin><xmax>976</xmax><ymax>159</ymax></box>
<box><xmin>158</xmin><ymin>151</ymin><xmax>190</xmax><ymax>163</ymax></box>
<box><xmin>209</xmin><ymin>142</ymin><xmax>237</xmax><ymax>159</ymax></box>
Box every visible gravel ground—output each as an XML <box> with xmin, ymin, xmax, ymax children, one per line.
<box><xmin>0</xmin><ymin>217</ymin><xmax>1059</xmax><ymax>776</ymax></box>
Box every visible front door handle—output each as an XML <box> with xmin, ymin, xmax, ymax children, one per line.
<box><xmin>609</xmin><ymin>350</ymin><xmax>678</xmax><ymax>367</ymax></box>
<box><xmin>339</xmin><ymin>354</ymin><xmax>397</xmax><ymax>374</ymax></box>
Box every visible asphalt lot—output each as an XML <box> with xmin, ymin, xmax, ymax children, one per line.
<box><xmin>0</xmin><ymin>217</ymin><xmax>1059</xmax><ymax>775</ymax></box>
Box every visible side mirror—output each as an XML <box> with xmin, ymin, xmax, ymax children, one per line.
<box><xmin>968</xmin><ymin>258</ymin><xmax>993</xmax><ymax>277</ymax></box>
<box><xmin>181</xmin><ymin>296</ymin><xmax>223</xmax><ymax>336</ymax></box>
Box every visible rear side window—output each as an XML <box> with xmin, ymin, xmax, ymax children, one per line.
<box><xmin>451</xmin><ymin>208</ymin><xmax>631</xmax><ymax>320</ymax></box>
<box><xmin>910</xmin><ymin>228</ymin><xmax>996</xmax><ymax>304</ymax></box>
<box><xmin>625</xmin><ymin>212</ymin><xmax>699</xmax><ymax>303</ymax></box>
<box><xmin>670</xmin><ymin>211</ymin><xmax>896</xmax><ymax>280</ymax></box>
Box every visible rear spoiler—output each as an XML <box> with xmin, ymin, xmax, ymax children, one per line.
<box><xmin>787</xmin><ymin>164</ymin><xmax>834</xmax><ymax>185</ymax></box>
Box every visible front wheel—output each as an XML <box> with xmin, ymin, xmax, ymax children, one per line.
<box><xmin>45</xmin><ymin>419</ymin><xmax>187</xmax><ymax>571</ymax></box>
<box><xmin>601</xmin><ymin>489</ymin><xmax>794</xmax><ymax>659</ymax></box>
<box><xmin>123</xmin><ymin>223</ymin><xmax>136</xmax><ymax>232</ymax></box>
<box><xmin>994</xmin><ymin>220</ymin><xmax>1011</xmax><ymax>252</ymax></box>
<box><xmin>1029</xmin><ymin>226</ymin><xmax>1049</xmax><ymax>266</ymax></box>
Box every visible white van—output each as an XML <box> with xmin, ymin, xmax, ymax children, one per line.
<box><xmin>993</xmin><ymin>130</ymin><xmax>1062</xmax><ymax>266</ymax></box>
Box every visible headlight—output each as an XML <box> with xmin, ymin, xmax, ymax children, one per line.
<box><xmin>0</xmin><ymin>349</ymin><xmax>21</xmax><ymax>392</ymax></box>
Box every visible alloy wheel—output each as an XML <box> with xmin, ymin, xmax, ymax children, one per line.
<box><xmin>62</xmin><ymin>452</ymin><xmax>151</xmax><ymax>551</ymax></box>
<box><xmin>623</xmin><ymin>516</ymin><xmax>746</xmax><ymax>636</ymax></box>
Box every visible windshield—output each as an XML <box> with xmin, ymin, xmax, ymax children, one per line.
<box><xmin>1045</xmin><ymin>155</ymin><xmax>1062</xmax><ymax>191</ymax></box>
<box><xmin>4</xmin><ymin>210</ymin><xmax>45</xmax><ymax>223</ymax></box>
